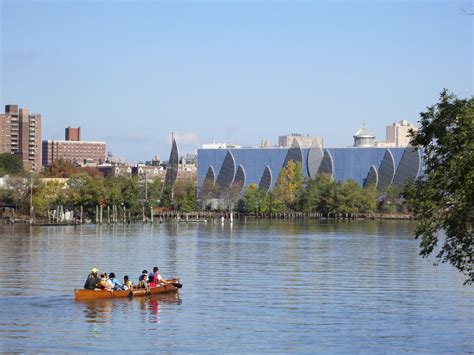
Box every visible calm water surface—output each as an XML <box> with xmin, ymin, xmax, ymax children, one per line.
<box><xmin>0</xmin><ymin>220</ymin><xmax>472</xmax><ymax>352</ymax></box>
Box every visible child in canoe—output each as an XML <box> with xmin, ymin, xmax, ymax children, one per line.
<box><xmin>123</xmin><ymin>275</ymin><xmax>133</xmax><ymax>290</ymax></box>
<box><xmin>137</xmin><ymin>270</ymin><xmax>150</xmax><ymax>289</ymax></box>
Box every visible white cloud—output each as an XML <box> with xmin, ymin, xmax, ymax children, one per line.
<box><xmin>167</xmin><ymin>132</ymin><xmax>200</xmax><ymax>145</ymax></box>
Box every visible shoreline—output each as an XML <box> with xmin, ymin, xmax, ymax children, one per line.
<box><xmin>1</xmin><ymin>211</ymin><xmax>414</xmax><ymax>225</ymax></box>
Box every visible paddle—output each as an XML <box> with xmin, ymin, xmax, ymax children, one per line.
<box><xmin>161</xmin><ymin>279</ymin><xmax>183</xmax><ymax>288</ymax></box>
<box><xmin>163</xmin><ymin>278</ymin><xmax>182</xmax><ymax>289</ymax></box>
<box><xmin>155</xmin><ymin>281</ymin><xmax>182</xmax><ymax>288</ymax></box>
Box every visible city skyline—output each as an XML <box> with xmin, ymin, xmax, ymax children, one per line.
<box><xmin>1</xmin><ymin>1</ymin><xmax>472</xmax><ymax>162</ymax></box>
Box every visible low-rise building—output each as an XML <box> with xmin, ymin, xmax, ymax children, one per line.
<box><xmin>132</xmin><ymin>165</ymin><xmax>166</xmax><ymax>178</ymax></box>
<box><xmin>42</xmin><ymin>127</ymin><xmax>106</xmax><ymax>166</ymax></box>
<box><xmin>97</xmin><ymin>163</ymin><xmax>132</xmax><ymax>177</ymax></box>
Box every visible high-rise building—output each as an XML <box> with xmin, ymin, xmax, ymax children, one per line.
<box><xmin>0</xmin><ymin>113</ymin><xmax>11</xmax><ymax>154</ymax></box>
<box><xmin>42</xmin><ymin>128</ymin><xmax>106</xmax><ymax>166</ymax></box>
<box><xmin>278</xmin><ymin>134</ymin><xmax>324</xmax><ymax>148</ymax></box>
<box><xmin>386</xmin><ymin>120</ymin><xmax>417</xmax><ymax>147</ymax></box>
<box><xmin>0</xmin><ymin>104</ymin><xmax>42</xmax><ymax>172</ymax></box>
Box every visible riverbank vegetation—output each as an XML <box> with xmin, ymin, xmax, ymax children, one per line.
<box><xmin>1</xmin><ymin>155</ymin><xmax>407</xmax><ymax>221</ymax></box>
<box><xmin>0</xmin><ymin>160</ymin><xmax>196</xmax><ymax>220</ymax></box>
<box><xmin>238</xmin><ymin>170</ymin><xmax>405</xmax><ymax>216</ymax></box>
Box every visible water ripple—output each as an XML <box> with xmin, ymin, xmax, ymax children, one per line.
<box><xmin>0</xmin><ymin>221</ymin><xmax>473</xmax><ymax>352</ymax></box>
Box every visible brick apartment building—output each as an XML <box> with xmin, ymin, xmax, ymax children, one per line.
<box><xmin>42</xmin><ymin>127</ymin><xmax>106</xmax><ymax>166</ymax></box>
<box><xmin>0</xmin><ymin>104</ymin><xmax>42</xmax><ymax>172</ymax></box>
<box><xmin>65</xmin><ymin>126</ymin><xmax>81</xmax><ymax>141</ymax></box>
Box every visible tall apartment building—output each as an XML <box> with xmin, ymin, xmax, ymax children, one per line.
<box><xmin>0</xmin><ymin>104</ymin><xmax>42</xmax><ymax>172</ymax></box>
<box><xmin>375</xmin><ymin>120</ymin><xmax>418</xmax><ymax>147</ymax></box>
<box><xmin>386</xmin><ymin>120</ymin><xmax>417</xmax><ymax>147</ymax></box>
<box><xmin>42</xmin><ymin>127</ymin><xmax>106</xmax><ymax>166</ymax></box>
<box><xmin>278</xmin><ymin>133</ymin><xmax>324</xmax><ymax>148</ymax></box>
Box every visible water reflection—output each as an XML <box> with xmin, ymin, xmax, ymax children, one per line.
<box><xmin>82</xmin><ymin>299</ymin><xmax>115</xmax><ymax>324</ymax></box>
<box><xmin>79</xmin><ymin>293</ymin><xmax>181</xmax><ymax>326</ymax></box>
<box><xmin>1</xmin><ymin>221</ymin><xmax>473</xmax><ymax>353</ymax></box>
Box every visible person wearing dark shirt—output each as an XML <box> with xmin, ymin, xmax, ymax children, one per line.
<box><xmin>84</xmin><ymin>268</ymin><xmax>101</xmax><ymax>290</ymax></box>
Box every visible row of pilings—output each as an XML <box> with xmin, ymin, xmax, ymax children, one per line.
<box><xmin>2</xmin><ymin>206</ymin><xmax>413</xmax><ymax>225</ymax></box>
<box><xmin>154</xmin><ymin>211</ymin><xmax>414</xmax><ymax>221</ymax></box>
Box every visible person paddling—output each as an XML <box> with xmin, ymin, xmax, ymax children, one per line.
<box><xmin>149</xmin><ymin>266</ymin><xmax>166</xmax><ymax>288</ymax></box>
<box><xmin>84</xmin><ymin>268</ymin><xmax>101</xmax><ymax>290</ymax></box>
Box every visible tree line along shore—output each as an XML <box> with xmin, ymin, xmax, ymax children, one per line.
<box><xmin>0</xmin><ymin>155</ymin><xmax>411</xmax><ymax>224</ymax></box>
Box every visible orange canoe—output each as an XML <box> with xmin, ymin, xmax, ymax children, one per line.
<box><xmin>74</xmin><ymin>279</ymin><xmax>181</xmax><ymax>301</ymax></box>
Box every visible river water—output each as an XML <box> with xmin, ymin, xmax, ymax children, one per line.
<box><xmin>0</xmin><ymin>220</ymin><xmax>472</xmax><ymax>352</ymax></box>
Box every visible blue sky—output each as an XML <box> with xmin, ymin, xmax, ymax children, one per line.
<box><xmin>1</xmin><ymin>0</ymin><xmax>472</xmax><ymax>163</ymax></box>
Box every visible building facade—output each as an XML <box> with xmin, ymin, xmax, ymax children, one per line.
<box><xmin>65</xmin><ymin>126</ymin><xmax>81</xmax><ymax>141</ymax></box>
<box><xmin>386</xmin><ymin>120</ymin><xmax>417</xmax><ymax>147</ymax></box>
<box><xmin>278</xmin><ymin>133</ymin><xmax>324</xmax><ymax>148</ymax></box>
<box><xmin>197</xmin><ymin>145</ymin><xmax>423</xmax><ymax>196</ymax></box>
<box><xmin>42</xmin><ymin>127</ymin><xmax>106</xmax><ymax>166</ymax></box>
<box><xmin>97</xmin><ymin>164</ymin><xmax>132</xmax><ymax>177</ymax></box>
<box><xmin>42</xmin><ymin>140</ymin><xmax>106</xmax><ymax>166</ymax></box>
<box><xmin>0</xmin><ymin>104</ymin><xmax>42</xmax><ymax>172</ymax></box>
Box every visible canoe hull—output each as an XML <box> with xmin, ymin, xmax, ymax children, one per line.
<box><xmin>74</xmin><ymin>279</ymin><xmax>180</xmax><ymax>301</ymax></box>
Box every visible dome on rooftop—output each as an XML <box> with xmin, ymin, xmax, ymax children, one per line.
<box><xmin>353</xmin><ymin>124</ymin><xmax>375</xmax><ymax>138</ymax></box>
<box><xmin>353</xmin><ymin>124</ymin><xmax>375</xmax><ymax>147</ymax></box>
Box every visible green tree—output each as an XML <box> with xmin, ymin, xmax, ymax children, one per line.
<box><xmin>120</xmin><ymin>176</ymin><xmax>139</xmax><ymax>211</ymax></box>
<box><xmin>158</xmin><ymin>184</ymin><xmax>173</xmax><ymax>209</ymax></box>
<box><xmin>0</xmin><ymin>176</ymin><xmax>29</xmax><ymax>212</ymax></box>
<box><xmin>240</xmin><ymin>184</ymin><xmax>269</xmax><ymax>214</ymax></box>
<box><xmin>33</xmin><ymin>180</ymin><xmax>69</xmax><ymax>215</ymax></box>
<box><xmin>267</xmin><ymin>190</ymin><xmax>285</xmax><ymax>213</ymax></box>
<box><xmin>105</xmin><ymin>177</ymin><xmax>124</xmax><ymax>206</ymax></box>
<box><xmin>299</xmin><ymin>178</ymin><xmax>321</xmax><ymax>213</ymax></box>
<box><xmin>174</xmin><ymin>179</ymin><xmax>196</xmax><ymax>212</ymax></box>
<box><xmin>0</xmin><ymin>153</ymin><xmax>24</xmax><ymax>176</ymax></box>
<box><xmin>358</xmin><ymin>186</ymin><xmax>377</xmax><ymax>213</ymax></box>
<box><xmin>68</xmin><ymin>173</ymin><xmax>95</xmax><ymax>207</ymax></box>
<box><xmin>301</xmin><ymin>175</ymin><xmax>376</xmax><ymax>215</ymax></box>
<box><xmin>273</xmin><ymin>160</ymin><xmax>304</xmax><ymax>211</ymax></box>
<box><xmin>299</xmin><ymin>173</ymin><xmax>336</xmax><ymax>215</ymax></box>
<box><xmin>334</xmin><ymin>180</ymin><xmax>361</xmax><ymax>214</ymax></box>
<box><xmin>405</xmin><ymin>90</ymin><xmax>474</xmax><ymax>284</ymax></box>
<box><xmin>147</xmin><ymin>178</ymin><xmax>165</xmax><ymax>207</ymax></box>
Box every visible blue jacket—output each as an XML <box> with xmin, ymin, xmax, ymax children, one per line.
<box><xmin>110</xmin><ymin>278</ymin><xmax>123</xmax><ymax>288</ymax></box>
